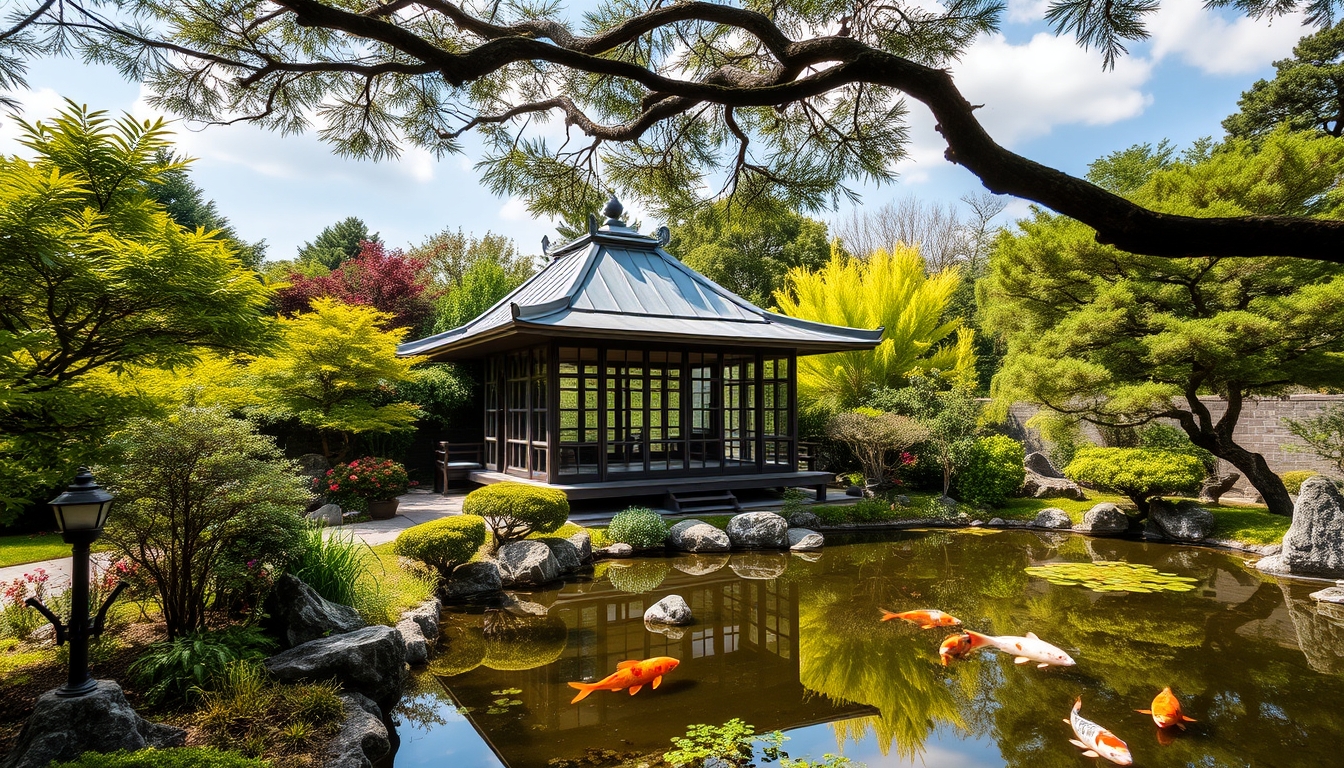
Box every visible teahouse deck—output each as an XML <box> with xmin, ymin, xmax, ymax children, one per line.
<box><xmin>468</xmin><ymin>468</ymin><xmax>833</xmax><ymax>502</ymax></box>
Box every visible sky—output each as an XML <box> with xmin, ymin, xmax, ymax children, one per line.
<box><xmin>0</xmin><ymin>1</ymin><xmax>1313</xmax><ymax>261</ymax></box>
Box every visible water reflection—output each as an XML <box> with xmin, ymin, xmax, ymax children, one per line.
<box><xmin>398</xmin><ymin>532</ymin><xmax>1344</xmax><ymax>768</ymax></box>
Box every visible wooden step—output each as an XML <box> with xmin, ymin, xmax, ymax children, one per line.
<box><xmin>665</xmin><ymin>490</ymin><xmax>741</xmax><ymax>514</ymax></box>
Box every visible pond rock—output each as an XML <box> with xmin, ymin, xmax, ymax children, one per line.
<box><xmin>402</xmin><ymin>597</ymin><xmax>442</xmax><ymax>640</ymax></box>
<box><xmin>307</xmin><ymin>503</ymin><xmax>343</xmax><ymax>527</ymax></box>
<box><xmin>441</xmin><ymin>561</ymin><xmax>503</xmax><ymax>601</ymax></box>
<box><xmin>787</xmin><ymin>528</ymin><xmax>824</xmax><ymax>551</ymax></box>
<box><xmin>668</xmin><ymin>519</ymin><xmax>732</xmax><ymax>553</ymax></box>
<box><xmin>598</xmin><ymin>543</ymin><xmax>635</xmax><ymax>557</ymax></box>
<box><xmin>327</xmin><ymin>692</ymin><xmax>390</xmax><ymax>768</ymax></box>
<box><xmin>644</xmin><ymin>594</ymin><xmax>693</xmax><ymax>625</ymax></box>
<box><xmin>730</xmin><ymin>552</ymin><xmax>788</xmax><ymax>580</ymax></box>
<box><xmin>672</xmin><ymin>553</ymin><xmax>730</xmax><ymax>576</ymax></box>
<box><xmin>1033</xmin><ymin>508</ymin><xmax>1073</xmax><ymax>529</ymax></box>
<box><xmin>1</xmin><ymin>681</ymin><xmax>185</xmax><ymax>768</ymax></box>
<box><xmin>567</xmin><ymin>531</ymin><xmax>594</xmax><ymax>563</ymax></box>
<box><xmin>1021</xmin><ymin>453</ymin><xmax>1086</xmax><ymax>500</ymax></box>
<box><xmin>891</xmin><ymin>495</ymin><xmax>912</xmax><ymax>506</ymax></box>
<box><xmin>786</xmin><ymin>511</ymin><xmax>821</xmax><ymax>528</ymax></box>
<box><xmin>726</xmin><ymin>511</ymin><xmax>789</xmax><ymax>549</ymax></box>
<box><xmin>1279</xmin><ymin>580</ymin><xmax>1344</xmax><ymax>675</ymax></box>
<box><xmin>1024</xmin><ymin>452</ymin><xmax>1065</xmax><ymax>478</ymax></box>
<box><xmin>1257</xmin><ymin>476</ymin><xmax>1344</xmax><ymax>577</ymax></box>
<box><xmin>1148</xmin><ymin>499</ymin><xmax>1216</xmax><ymax>541</ymax></box>
<box><xmin>495</xmin><ymin>540</ymin><xmax>562</xmax><ymax>586</ymax></box>
<box><xmin>1077</xmin><ymin>502</ymin><xmax>1130</xmax><ymax>535</ymax></box>
<box><xmin>1310</xmin><ymin>585</ymin><xmax>1344</xmax><ymax>605</ymax></box>
<box><xmin>537</xmin><ymin>537</ymin><xmax>584</xmax><ymax>574</ymax></box>
<box><xmin>265</xmin><ymin>624</ymin><xmax>407</xmax><ymax>710</ymax></box>
<box><xmin>264</xmin><ymin>573</ymin><xmax>365</xmax><ymax>649</ymax></box>
<box><xmin>396</xmin><ymin>618</ymin><xmax>429</xmax><ymax>665</ymax></box>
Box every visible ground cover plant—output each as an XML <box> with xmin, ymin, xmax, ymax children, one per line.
<box><xmin>52</xmin><ymin>747</ymin><xmax>271</xmax><ymax>768</ymax></box>
<box><xmin>129</xmin><ymin>626</ymin><xmax>275</xmax><ymax>708</ymax></box>
<box><xmin>195</xmin><ymin>661</ymin><xmax>343</xmax><ymax>762</ymax></box>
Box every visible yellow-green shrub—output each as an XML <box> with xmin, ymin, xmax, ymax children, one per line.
<box><xmin>393</xmin><ymin>515</ymin><xmax>487</xmax><ymax>578</ymax></box>
<box><xmin>1065</xmin><ymin>447</ymin><xmax>1204</xmax><ymax>512</ymax></box>
<box><xmin>462</xmin><ymin>483</ymin><xmax>569</xmax><ymax>544</ymax></box>
<box><xmin>1281</xmin><ymin>470</ymin><xmax>1319</xmax><ymax>495</ymax></box>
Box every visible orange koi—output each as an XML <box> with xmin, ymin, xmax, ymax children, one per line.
<box><xmin>938</xmin><ymin>633</ymin><xmax>978</xmax><ymax>665</ymax></box>
<box><xmin>567</xmin><ymin>656</ymin><xmax>680</xmax><ymax>704</ymax></box>
<box><xmin>1136</xmin><ymin>687</ymin><xmax>1197</xmax><ymax>730</ymax></box>
<box><xmin>880</xmin><ymin>608</ymin><xmax>962</xmax><ymax>629</ymax></box>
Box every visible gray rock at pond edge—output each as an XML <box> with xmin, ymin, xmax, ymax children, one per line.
<box><xmin>441</xmin><ymin>561</ymin><xmax>503</xmax><ymax>601</ymax></box>
<box><xmin>264</xmin><ymin>573</ymin><xmax>365</xmax><ymax>649</ymax></box>
<box><xmin>326</xmin><ymin>692</ymin><xmax>390</xmax><ymax>768</ymax></box>
<box><xmin>1</xmin><ymin>681</ymin><xmax>185</xmax><ymax>768</ymax></box>
<box><xmin>644</xmin><ymin>594</ymin><xmax>694</xmax><ymax>625</ymax></box>
<box><xmin>668</xmin><ymin>519</ymin><xmax>732</xmax><ymax>553</ymax></box>
<box><xmin>265</xmin><ymin>624</ymin><xmax>407</xmax><ymax>710</ymax></box>
<box><xmin>987</xmin><ymin>518</ymin><xmax>1006</xmax><ymax>527</ymax></box>
<box><xmin>672</xmin><ymin>553</ymin><xmax>730</xmax><ymax>576</ymax></box>
<box><xmin>1077</xmin><ymin>503</ymin><xmax>1130</xmax><ymax>536</ymax></box>
<box><xmin>786</xmin><ymin>528</ymin><xmax>824</xmax><ymax>551</ymax></box>
<box><xmin>568</xmin><ymin>531</ymin><xmax>594</xmax><ymax>564</ymax></box>
<box><xmin>1024</xmin><ymin>452</ymin><xmax>1065</xmax><ymax>478</ymax></box>
<box><xmin>494</xmin><ymin>540</ymin><xmax>562</xmax><ymax>586</ymax></box>
<box><xmin>1149</xmin><ymin>499</ymin><xmax>1216</xmax><ymax>541</ymax></box>
<box><xmin>1257</xmin><ymin>475</ymin><xmax>1344</xmax><ymax>577</ymax></box>
<box><xmin>1310</xmin><ymin>586</ymin><xmax>1344</xmax><ymax>605</ymax></box>
<box><xmin>1034</xmin><ymin>508</ymin><xmax>1073</xmax><ymax>529</ymax></box>
<box><xmin>786</xmin><ymin>511</ymin><xmax>821</xmax><ymax>529</ymax></box>
<box><xmin>396</xmin><ymin>618</ymin><xmax>429</xmax><ymax>665</ymax></box>
<box><xmin>730</xmin><ymin>552</ymin><xmax>788</xmax><ymax>580</ymax></box>
<box><xmin>599</xmin><ymin>543</ymin><xmax>635</xmax><ymax>557</ymax></box>
<box><xmin>307</xmin><ymin>503</ymin><xmax>343</xmax><ymax>527</ymax></box>
<box><xmin>402</xmin><ymin>598</ymin><xmax>442</xmax><ymax>640</ymax></box>
<box><xmin>1021</xmin><ymin>470</ymin><xmax>1087</xmax><ymax>501</ymax></box>
<box><xmin>538</xmin><ymin>537</ymin><xmax>584</xmax><ymax>574</ymax></box>
<box><xmin>726</xmin><ymin>511</ymin><xmax>788</xmax><ymax>549</ymax></box>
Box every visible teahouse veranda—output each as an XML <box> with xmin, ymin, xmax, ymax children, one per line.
<box><xmin>398</xmin><ymin>198</ymin><xmax>881</xmax><ymax>506</ymax></box>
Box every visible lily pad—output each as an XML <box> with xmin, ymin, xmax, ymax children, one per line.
<box><xmin>1025</xmin><ymin>561</ymin><xmax>1200</xmax><ymax>594</ymax></box>
<box><xmin>491</xmin><ymin>688</ymin><xmax>523</xmax><ymax>696</ymax></box>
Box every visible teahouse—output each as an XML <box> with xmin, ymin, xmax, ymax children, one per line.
<box><xmin>399</xmin><ymin>197</ymin><xmax>881</xmax><ymax>511</ymax></box>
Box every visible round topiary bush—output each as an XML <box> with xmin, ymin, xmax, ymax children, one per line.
<box><xmin>393</xmin><ymin>515</ymin><xmax>487</xmax><ymax>578</ymax></box>
<box><xmin>605</xmin><ymin>506</ymin><xmax>669</xmax><ymax>549</ymax></box>
<box><xmin>1065</xmin><ymin>447</ymin><xmax>1204</xmax><ymax>513</ymax></box>
<box><xmin>462</xmin><ymin>483</ymin><xmax>569</xmax><ymax>544</ymax></box>
<box><xmin>1281</xmin><ymin>470</ymin><xmax>1320</xmax><ymax>495</ymax></box>
<box><xmin>953</xmin><ymin>435</ymin><xmax>1027</xmax><ymax>507</ymax></box>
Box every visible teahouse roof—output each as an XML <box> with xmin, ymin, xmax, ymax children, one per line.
<box><xmin>398</xmin><ymin>197</ymin><xmax>883</xmax><ymax>361</ymax></box>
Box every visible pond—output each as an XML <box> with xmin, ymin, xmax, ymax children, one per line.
<box><xmin>390</xmin><ymin>530</ymin><xmax>1344</xmax><ymax>767</ymax></box>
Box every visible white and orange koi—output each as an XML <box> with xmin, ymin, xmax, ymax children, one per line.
<box><xmin>880</xmin><ymin>608</ymin><xmax>962</xmax><ymax>629</ymax></box>
<box><xmin>962</xmin><ymin>629</ymin><xmax>1075</xmax><ymax>669</ymax></box>
<box><xmin>1065</xmin><ymin>697</ymin><xmax>1133</xmax><ymax>765</ymax></box>
<box><xmin>938</xmin><ymin>633</ymin><xmax>977</xmax><ymax>665</ymax></box>
<box><xmin>567</xmin><ymin>657</ymin><xmax>680</xmax><ymax>703</ymax></box>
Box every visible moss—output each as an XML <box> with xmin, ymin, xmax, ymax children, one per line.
<box><xmin>51</xmin><ymin>747</ymin><xmax>271</xmax><ymax>768</ymax></box>
<box><xmin>1208</xmin><ymin>507</ymin><xmax>1292</xmax><ymax>545</ymax></box>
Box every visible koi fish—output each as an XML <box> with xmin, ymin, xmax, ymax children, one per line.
<box><xmin>567</xmin><ymin>656</ymin><xmax>680</xmax><ymax>703</ymax></box>
<box><xmin>938</xmin><ymin>633</ymin><xmax>976</xmax><ymax>665</ymax></box>
<box><xmin>1136</xmin><ymin>687</ymin><xmax>1197</xmax><ymax>730</ymax></box>
<box><xmin>963</xmin><ymin>629</ymin><xmax>1075</xmax><ymax>668</ymax></box>
<box><xmin>880</xmin><ymin>609</ymin><xmax>962</xmax><ymax>629</ymax></box>
<box><xmin>1065</xmin><ymin>697</ymin><xmax>1133</xmax><ymax>765</ymax></box>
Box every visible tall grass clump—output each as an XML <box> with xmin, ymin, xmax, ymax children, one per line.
<box><xmin>130</xmin><ymin>626</ymin><xmax>276</xmax><ymax>707</ymax></box>
<box><xmin>289</xmin><ymin>526</ymin><xmax>367</xmax><ymax>608</ymax></box>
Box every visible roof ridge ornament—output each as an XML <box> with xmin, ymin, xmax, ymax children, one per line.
<box><xmin>656</xmin><ymin>225</ymin><xmax>671</xmax><ymax>247</ymax></box>
<box><xmin>601</xmin><ymin>193</ymin><xmax>624</xmax><ymax>225</ymax></box>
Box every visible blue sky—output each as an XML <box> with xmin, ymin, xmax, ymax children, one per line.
<box><xmin>0</xmin><ymin>2</ymin><xmax>1311</xmax><ymax>260</ymax></box>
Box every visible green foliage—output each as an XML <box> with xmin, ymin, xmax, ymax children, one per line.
<box><xmin>0</xmin><ymin>102</ymin><xmax>273</xmax><ymax>520</ymax></box>
<box><xmin>196</xmin><ymin>661</ymin><xmax>342</xmax><ymax>758</ymax></box>
<box><xmin>605</xmin><ymin>507</ymin><xmax>669</xmax><ymax>549</ymax></box>
<box><xmin>826</xmin><ymin>409</ymin><xmax>929</xmax><ymax>486</ymax></box>
<box><xmin>463</xmin><ymin>483</ymin><xmax>569</xmax><ymax>544</ymax></box>
<box><xmin>1281</xmin><ymin>470</ymin><xmax>1321</xmax><ymax>494</ymax></box>
<box><xmin>130</xmin><ymin>627</ymin><xmax>276</xmax><ymax>707</ymax></box>
<box><xmin>393</xmin><ymin>515</ymin><xmax>487</xmax><ymax>578</ymax></box>
<box><xmin>297</xmin><ymin>216</ymin><xmax>378</xmax><ymax>271</ymax></box>
<box><xmin>1224</xmin><ymin>22</ymin><xmax>1344</xmax><ymax>141</ymax></box>
<box><xmin>782</xmin><ymin>756</ymin><xmax>861</xmax><ymax>768</ymax></box>
<box><xmin>247</xmin><ymin>298</ymin><xmax>421</xmax><ymax>462</ymax></box>
<box><xmin>871</xmin><ymin>373</ymin><xmax>982</xmax><ymax>495</ymax></box>
<box><xmin>408</xmin><ymin>228</ymin><xmax>533</xmax><ymax>289</ymax></box>
<box><xmin>1137</xmin><ymin>424</ymin><xmax>1217</xmax><ymax>474</ymax></box>
<box><xmin>606</xmin><ymin>560</ymin><xmax>671</xmax><ymax>594</ymax></box>
<box><xmin>481</xmin><ymin>613</ymin><xmax>568</xmax><ymax>671</ymax></box>
<box><xmin>289</xmin><ymin>527</ymin><xmax>368</xmax><ymax>609</ymax></box>
<box><xmin>389</xmin><ymin>364</ymin><xmax>474</xmax><ymax>430</ymax></box>
<box><xmin>1284</xmin><ymin>404</ymin><xmax>1344</xmax><ymax>474</ymax></box>
<box><xmin>101</xmin><ymin>407</ymin><xmax>309</xmax><ymax>637</ymax></box>
<box><xmin>1064</xmin><ymin>448</ymin><xmax>1205</xmax><ymax>511</ymax></box>
<box><xmin>51</xmin><ymin>748</ymin><xmax>271</xmax><ymax>768</ymax></box>
<box><xmin>666</xmin><ymin>719</ymin><xmax>787</xmax><ymax>768</ymax></box>
<box><xmin>433</xmin><ymin>256</ymin><xmax>532</xmax><ymax>333</ymax></box>
<box><xmin>668</xmin><ymin>197</ymin><xmax>832</xmax><ymax>306</ymax></box>
<box><xmin>147</xmin><ymin>150</ymin><xmax>267</xmax><ymax>268</ymax></box>
<box><xmin>953</xmin><ymin>435</ymin><xmax>1026</xmax><ymax>507</ymax></box>
<box><xmin>775</xmin><ymin>245</ymin><xmax>975</xmax><ymax>411</ymax></box>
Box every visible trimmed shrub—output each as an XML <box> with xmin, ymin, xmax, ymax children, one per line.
<box><xmin>393</xmin><ymin>515</ymin><xmax>487</xmax><ymax>578</ymax></box>
<box><xmin>463</xmin><ymin>483</ymin><xmax>569</xmax><ymax>544</ymax></box>
<box><xmin>953</xmin><ymin>435</ymin><xmax>1026</xmax><ymax>507</ymax></box>
<box><xmin>1281</xmin><ymin>470</ymin><xmax>1320</xmax><ymax>495</ymax></box>
<box><xmin>605</xmin><ymin>507</ymin><xmax>668</xmax><ymax>549</ymax></box>
<box><xmin>52</xmin><ymin>748</ymin><xmax>270</xmax><ymax>768</ymax></box>
<box><xmin>1065</xmin><ymin>447</ymin><xmax>1204</xmax><ymax>513</ymax></box>
<box><xmin>129</xmin><ymin>626</ymin><xmax>276</xmax><ymax>707</ymax></box>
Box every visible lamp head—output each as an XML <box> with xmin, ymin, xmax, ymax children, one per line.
<box><xmin>48</xmin><ymin>467</ymin><xmax>114</xmax><ymax>536</ymax></box>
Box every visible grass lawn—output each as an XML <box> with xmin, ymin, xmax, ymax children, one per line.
<box><xmin>1206</xmin><ymin>507</ymin><xmax>1291</xmax><ymax>545</ymax></box>
<box><xmin>0</xmin><ymin>532</ymin><xmax>69</xmax><ymax>568</ymax></box>
<box><xmin>364</xmin><ymin>541</ymin><xmax>436</xmax><ymax>622</ymax></box>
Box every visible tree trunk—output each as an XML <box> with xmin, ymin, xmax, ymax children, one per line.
<box><xmin>1171</xmin><ymin>388</ymin><xmax>1294</xmax><ymax>517</ymax></box>
<box><xmin>1128</xmin><ymin>493</ymin><xmax>1152</xmax><ymax>521</ymax></box>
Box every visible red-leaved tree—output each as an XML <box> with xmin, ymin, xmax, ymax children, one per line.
<box><xmin>276</xmin><ymin>240</ymin><xmax>439</xmax><ymax>332</ymax></box>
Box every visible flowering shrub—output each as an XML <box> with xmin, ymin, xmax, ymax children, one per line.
<box><xmin>325</xmin><ymin>457</ymin><xmax>411</xmax><ymax>503</ymax></box>
<box><xmin>1</xmin><ymin>568</ymin><xmax>50</xmax><ymax>639</ymax></box>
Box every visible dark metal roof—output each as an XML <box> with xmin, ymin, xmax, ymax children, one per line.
<box><xmin>399</xmin><ymin>204</ymin><xmax>883</xmax><ymax>361</ymax></box>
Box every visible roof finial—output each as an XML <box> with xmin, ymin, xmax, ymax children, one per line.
<box><xmin>601</xmin><ymin>193</ymin><xmax>624</xmax><ymax>224</ymax></box>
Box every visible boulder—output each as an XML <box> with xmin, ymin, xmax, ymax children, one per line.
<box><xmin>1033</xmin><ymin>508</ymin><xmax>1073</xmax><ymax>529</ymax></box>
<box><xmin>538</xmin><ymin>537</ymin><xmax>584</xmax><ymax>574</ymax></box>
<box><xmin>396</xmin><ymin>618</ymin><xmax>429</xmax><ymax>665</ymax></box>
<box><xmin>1310</xmin><ymin>585</ymin><xmax>1344</xmax><ymax>605</ymax></box>
<box><xmin>730</xmin><ymin>552</ymin><xmax>788</xmax><ymax>580</ymax></box>
<box><xmin>1199</xmin><ymin>472</ymin><xmax>1241</xmax><ymax>504</ymax></box>
<box><xmin>672</xmin><ymin>553</ymin><xmax>730</xmax><ymax>576</ymax></box>
<box><xmin>265</xmin><ymin>625</ymin><xmax>407</xmax><ymax>709</ymax></box>
<box><xmin>726</xmin><ymin>512</ymin><xmax>788</xmax><ymax>549</ymax></box>
<box><xmin>935</xmin><ymin>495</ymin><xmax>959</xmax><ymax>511</ymax></box>
<box><xmin>644</xmin><ymin>594</ymin><xmax>693</xmax><ymax>625</ymax></box>
<box><xmin>307</xmin><ymin>503</ymin><xmax>343</xmax><ymax>527</ymax></box>
<box><xmin>668</xmin><ymin>519</ymin><xmax>732</xmax><ymax>553</ymax></box>
<box><xmin>264</xmin><ymin>573</ymin><xmax>365</xmax><ymax>649</ymax></box>
<box><xmin>987</xmin><ymin>518</ymin><xmax>1006</xmax><ymax>527</ymax></box>
<box><xmin>402</xmin><ymin>598</ymin><xmax>442</xmax><ymax>640</ymax></box>
<box><xmin>327</xmin><ymin>692</ymin><xmax>391</xmax><ymax>768</ymax></box>
<box><xmin>494</xmin><ymin>540</ymin><xmax>562</xmax><ymax>587</ymax></box>
<box><xmin>891</xmin><ymin>495</ymin><xmax>912</xmax><ymax>506</ymax></box>
<box><xmin>1257</xmin><ymin>476</ymin><xmax>1344</xmax><ymax>577</ymax></box>
<box><xmin>1021</xmin><ymin>470</ymin><xmax>1087</xmax><ymax>500</ymax></box>
<box><xmin>1149</xmin><ymin>499</ymin><xmax>1216</xmax><ymax>541</ymax></box>
<box><xmin>786</xmin><ymin>528</ymin><xmax>824</xmax><ymax>551</ymax></box>
<box><xmin>598</xmin><ymin>543</ymin><xmax>634</xmax><ymax>557</ymax></box>
<box><xmin>567</xmin><ymin>532</ymin><xmax>594</xmax><ymax>563</ymax></box>
<box><xmin>1024</xmin><ymin>452</ymin><xmax>1065</xmax><ymax>478</ymax></box>
<box><xmin>297</xmin><ymin>453</ymin><xmax>331</xmax><ymax>477</ymax></box>
<box><xmin>786</xmin><ymin>511</ymin><xmax>821</xmax><ymax>529</ymax></box>
<box><xmin>441</xmin><ymin>561</ymin><xmax>503</xmax><ymax>601</ymax></box>
<box><xmin>1077</xmin><ymin>502</ymin><xmax>1130</xmax><ymax>536</ymax></box>
<box><xmin>2</xmin><ymin>681</ymin><xmax>185</xmax><ymax>768</ymax></box>
<box><xmin>845</xmin><ymin>485</ymin><xmax>864</xmax><ymax>497</ymax></box>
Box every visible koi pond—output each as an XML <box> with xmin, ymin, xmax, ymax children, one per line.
<box><xmin>390</xmin><ymin>530</ymin><xmax>1344</xmax><ymax>767</ymax></box>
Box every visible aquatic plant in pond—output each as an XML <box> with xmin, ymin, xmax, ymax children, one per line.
<box><xmin>1025</xmin><ymin>561</ymin><xmax>1200</xmax><ymax>593</ymax></box>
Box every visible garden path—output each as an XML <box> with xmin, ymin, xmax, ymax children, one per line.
<box><xmin>324</xmin><ymin>489</ymin><xmax>465</xmax><ymax>546</ymax></box>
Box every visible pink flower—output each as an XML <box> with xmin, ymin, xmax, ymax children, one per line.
<box><xmin>348</xmin><ymin>475</ymin><xmax>358</xmax><ymax>481</ymax></box>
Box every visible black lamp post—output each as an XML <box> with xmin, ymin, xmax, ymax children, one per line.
<box><xmin>26</xmin><ymin>467</ymin><xmax>127</xmax><ymax>698</ymax></box>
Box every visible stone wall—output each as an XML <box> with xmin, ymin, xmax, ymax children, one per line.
<box><xmin>1002</xmin><ymin>395</ymin><xmax>1344</xmax><ymax>496</ymax></box>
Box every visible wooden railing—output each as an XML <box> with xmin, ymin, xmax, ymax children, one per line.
<box><xmin>798</xmin><ymin>442</ymin><xmax>821</xmax><ymax>472</ymax></box>
<box><xmin>434</xmin><ymin>441</ymin><xmax>484</xmax><ymax>493</ymax></box>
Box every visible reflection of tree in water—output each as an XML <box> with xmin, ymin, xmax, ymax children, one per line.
<box><xmin>481</xmin><ymin>610</ymin><xmax>569</xmax><ymax>671</ymax></box>
<box><xmin>606</xmin><ymin>560</ymin><xmax>671</xmax><ymax>593</ymax></box>
<box><xmin>431</xmin><ymin>614</ymin><xmax>486</xmax><ymax>677</ymax></box>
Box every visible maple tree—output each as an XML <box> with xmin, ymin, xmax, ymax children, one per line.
<box><xmin>276</xmin><ymin>240</ymin><xmax>439</xmax><ymax>332</ymax></box>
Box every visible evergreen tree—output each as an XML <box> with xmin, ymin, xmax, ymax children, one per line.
<box><xmin>146</xmin><ymin>150</ymin><xmax>267</xmax><ymax>268</ymax></box>
<box><xmin>1224</xmin><ymin>22</ymin><xmax>1344</xmax><ymax>141</ymax></box>
<box><xmin>297</xmin><ymin>216</ymin><xmax>380</xmax><ymax>271</ymax></box>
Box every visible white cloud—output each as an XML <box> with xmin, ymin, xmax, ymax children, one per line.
<box><xmin>1147</xmin><ymin>5</ymin><xmax>1306</xmax><ymax>75</ymax></box>
<box><xmin>0</xmin><ymin>87</ymin><xmax>71</xmax><ymax>155</ymax></box>
<box><xmin>1006</xmin><ymin>0</ymin><xmax>1051</xmax><ymax>24</ymax></box>
<box><xmin>499</xmin><ymin>196</ymin><xmax>531</xmax><ymax>221</ymax></box>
